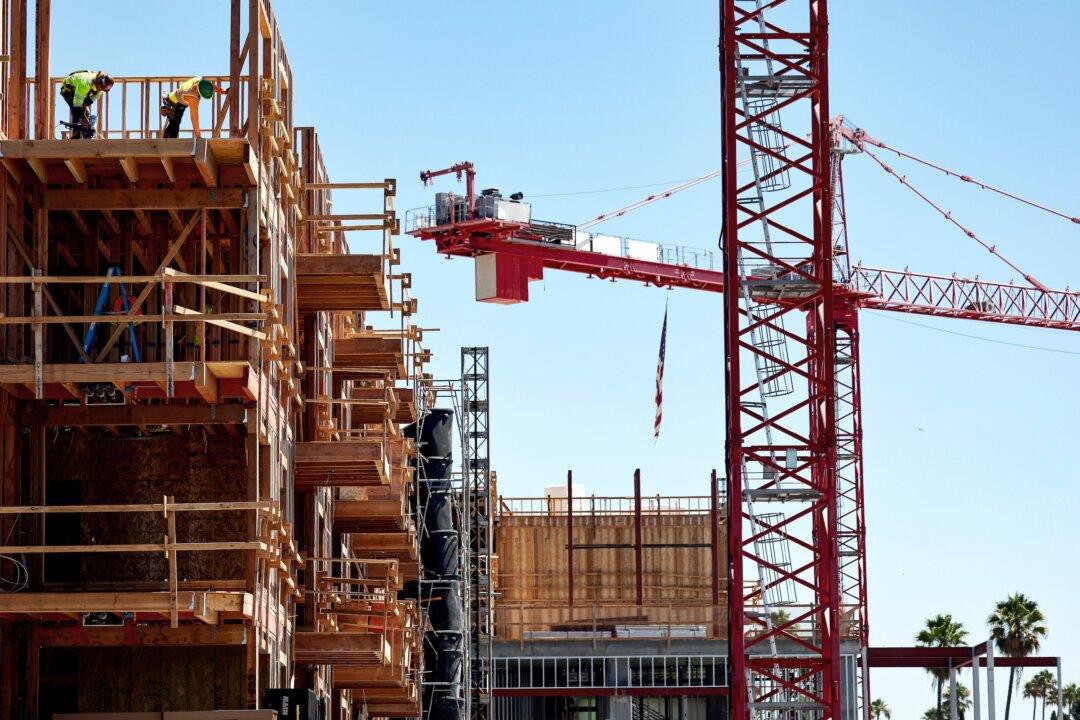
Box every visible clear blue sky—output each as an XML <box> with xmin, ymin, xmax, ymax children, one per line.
<box><xmin>52</xmin><ymin>2</ymin><xmax>1080</xmax><ymax>718</ymax></box>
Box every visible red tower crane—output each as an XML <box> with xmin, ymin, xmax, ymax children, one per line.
<box><xmin>408</xmin><ymin>4</ymin><xmax>1079</xmax><ymax>719</ymax></box>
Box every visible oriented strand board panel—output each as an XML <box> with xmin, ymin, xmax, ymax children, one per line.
<box><xmin>45</xmin><ymin>430</ymin><xmax>249</xmax><ymax>585</ymax></box>
<box><xmin>39</xmin><ymin>646</ymin><xmax>245</xmax><ymax>717</ymax></box>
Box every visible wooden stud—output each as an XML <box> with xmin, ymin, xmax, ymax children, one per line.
<box><xmin>165</xmin><ymin>494</ymin><xmax>179</xmax><ymax>627</ymax></box>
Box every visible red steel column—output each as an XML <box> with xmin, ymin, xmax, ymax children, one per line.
<box><xmin>710</xmin><ymin>469</ymin><xmax>720</xmax><ymax>606</ymax></box>
<box><xmin>710</xmin><ymin>469</ymin><xmax>721</xmax><ymax>640</ymax></box>
<box><xmin>633</xmin><ymin>468</ymin><xmax>643</xmax><ymax>606</ymax></box>
<box><xmin>567</xmin><ymin>469</ymin><xmax>574</xmax><ymax>609</ymax></box>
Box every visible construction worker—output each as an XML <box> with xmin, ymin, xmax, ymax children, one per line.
<box><xmin>160</xmin><ymin>77</ymin><xmax>227</xmax><ymax>139</ymax></box>
<box><xmin>60</xmin><ymin>70</ymin><xmax>114</xmax><ymax>138</ymax></box>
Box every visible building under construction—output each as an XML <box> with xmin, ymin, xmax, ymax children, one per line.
<box><xmin>0</xmin><ymin>2</ymin><xmax>1070</xmax><ymax>720</ymax></box>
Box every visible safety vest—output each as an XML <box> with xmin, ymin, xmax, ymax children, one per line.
<box><xmin>168</xmin><ymin>76</ymin><xmax>203</xmax><ymax>105</ymax></box>
<box><xmin>62</xmin><ymin>70</ymin><xmax>102</xmax><ymax>107</ymax></box>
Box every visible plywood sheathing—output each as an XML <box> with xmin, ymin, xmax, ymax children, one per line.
<box><xmin>46</xmin><ymin>429</ymin><xmax>248</xmax><ymax>584</ymax></box>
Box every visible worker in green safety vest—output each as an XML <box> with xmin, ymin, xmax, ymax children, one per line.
<box><xmin>60</xmin><ymin>70</ymin><xmax>114</xmax><ymax>138</ymax></box>
<box><xmin>160</xmin><ymin>76</ymin><xmax>227</xmax><ymax>139</ymax></box>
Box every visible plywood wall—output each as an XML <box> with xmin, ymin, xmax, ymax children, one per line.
<box><xmin>39</xmin><ymin>646</ymin><xmax>246</xmax><ymax>717</ymax></box>
<box><xmin>45</xmin><ymin>430</ymin><xmax>249</xmax><ymax>584</ymax></box>
<box><xmin>495</xmin><ymin>512</ymin><xmax>728</xmax><ymax>639</ymax></box>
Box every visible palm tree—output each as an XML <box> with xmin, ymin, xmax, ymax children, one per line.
<box><xmin>917</xmin><ymin>614</ymin><xmax>969</xmax><ymax>720</ymax></box>
<box><xmin>1031</xmin><ymin>670</ymin><xmax>1057</xmax><ymax>720</ymax></box>
<box><xmin>1062</xmin><ymin>683</ymin><xmax>1080</xmax><ymax>720</ymax></box>
<box><xmin>769</xmin><ymin>609</ymin><xmax>792</xmax><ymax>627</ymax></box>
<box><xmin>988</xmin><ymin>594</ymin><xmax>1049</xmax><ymax>720</ymax></box>
<box><xmin>1026</xmin><ymin>677</ymin><xmax>1042</xmax><ymax>720</ymax></box>
<box><xmin>942</xmin><ymin>684</ymin><xmax>974</xmax><ymax>720</ymax></box>
<box><xmin>870</xmin><ymin>699</ymin><xmax>892</xmax><ymax>720</ymax></box>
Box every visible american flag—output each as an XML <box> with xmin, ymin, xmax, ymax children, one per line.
<box><xmin>654</xmin><ymin>302</ymin><xmax>668</xmax><ymax>439</ymax></box>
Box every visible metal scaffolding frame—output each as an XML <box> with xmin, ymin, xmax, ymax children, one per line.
<box><xmin>462</xmin><ymin>347</ymin><xmax>494</xmax><ymax>720</ymax></box>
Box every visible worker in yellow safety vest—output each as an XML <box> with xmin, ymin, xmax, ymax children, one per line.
<box><xmin>160</xmin><ymin>77</ymin><xmax>227</xmax><ymax>139</ymax></box>
<box><xmin>60</xmin><ymin>70</ymin><xmax>114</xmax><ymax>138</ymax></box>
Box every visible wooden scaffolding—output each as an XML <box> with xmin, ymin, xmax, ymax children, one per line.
<box><xmin>0</xmin><ymin>2</ymin><xmax>428</xmax><ymax>719</ymax></box>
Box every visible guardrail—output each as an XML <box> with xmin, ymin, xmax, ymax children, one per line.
<box><xmin>0</xmin><ymin>499</ymin><xmax>295</xmax><ymax>626</ymax></box>
<box><xmin>29</xmin><ymin>75</ymin><xmax>248</xmax><ymax>140</ymax></box>
<box><xmin>499</xmin><ymin>493</ymin><xmax>724</xmax><ymax>517</ymax></box>
<box><xmin>0</xmin><ymin>268</ymin><xmax>272</xmax><ymax>371</ymax></box>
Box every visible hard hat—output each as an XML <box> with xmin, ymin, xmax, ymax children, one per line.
<box><xmin>97</xmin><ymin>73</ymin><xmax>115</xmax><ymax>90</ymax></box>
<box><xmin>198</xmin><ymin>79</ymin><xmax>214</xmax><ymax>99</ymax></box>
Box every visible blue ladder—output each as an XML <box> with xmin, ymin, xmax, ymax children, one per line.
<box><xmin>81</xmin><ymin>266</ymin><xmax>142</xmax><ymax>363</ymax></box>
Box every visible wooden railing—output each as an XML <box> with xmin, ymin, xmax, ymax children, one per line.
<box><xmin>0</xmin><ymin>499</ymin><xmax>298</xmax><ymax>627</ymax></box>
<box><xmin>27</xmin><ymin>75</ymin><xmax>249</xmax><ymax>140</ymax></box>
<box><xmin>301</xmin><ymin>557</ymin><xmax>420</xmax><ymax>669</ymax></box>
<box><xmin>0</xmin><ymin>269</ymin><xmax>276</xmax><ymax>395</ymax></box>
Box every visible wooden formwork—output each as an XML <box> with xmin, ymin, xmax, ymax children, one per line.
<box><xmin>494</xmin><ymin>489</ymin><xmax>728</xmax><ymax>643</ymax></box>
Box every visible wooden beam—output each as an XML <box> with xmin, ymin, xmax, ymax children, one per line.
<box><xmin>36</xmin><ymin>402</ymin><xmax>247</xmax><ymax>427</ymax></box>
<box><xmin>192</xmin><ymin>361</ymin><xmax>219</xmax><ymax>403</ymax></box>
<box><xmin>304</xmin><ymin>182</ymin><xmax>391</xmax><ymax>190</ymax></box>
<box><xmin>0</xmin><ymin>500</ymin><xmax>270</xmax><ymax>514</ymax></box>
<box><xmin>0</xmin><ymin>541</ymin><xmax>265</xmax><ymax>554</ymax></box>
<box><xmin>25</xmin><ymin>156</ymin><xmax>46</xmax><ymax>183</ymax></box>
<box><xmin>305</xmin><ymin>213</ymin><xmax>385</xmax><ymax>222</ymax></box>
<box><xmin>45</xmin><ymin>188</ymin><xmax>245</xmax><ymax>211</ymax></box>
<box><xmin>161</xmin><ymin>154</ymin><xmax>176</xmax><ymax>182</ymax></box>
<box><xmin>119</xmin><ymin>156</ymin><xmax>139</xmax><ymax>184</ymax></box>
<box><xmin>173</xmin><ymin>304</ymin><xmax>267</xmax><ymax>341</ymax></box>
<box><xmin>316</xmin><ymin>224</ymin><xmax>390</xmax><ymax>233</ymax></box>
<box><xmin>194</xmin><ymin>138</ymin><xmax>219</xmax><ymax>187</ymax></box>
<box><xmin>132</xmin><ymin>209</ymin><xmax>152</xmax><ymax>234</ymax></box>
<box><xmin>66</xmin><ymin>209</ymin><xmax>89</xmax><ymax>236</ymax></box>
<box><xmin>31</xmin><ymin>624</ymin><xmax>246</xmax><ymax>647</ymax></box>
<box><xmin>0</xmin><ymin>591</ymin><xmax>248</xmax><ymax>614</ymax></box>
<box><xmin>0</xmin><ymin>361</ymin><xmax>191</xmax><ymax>384</ymax></box>
<box><xmin>0</xmin><ymin>138</ymin><xmax>226</xmax><ymax>159</ymax></box>
<box><xmin>99</xmin><ymin>209</ymin><xmax>121</xmax><ymax>234</ymax></box>
<box><xmin>63</xmin><ymin>157</ymin><xmax>86</xmax><ymax>183</ymax></box>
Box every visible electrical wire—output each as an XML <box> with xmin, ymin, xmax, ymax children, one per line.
<box><xmin>0</xmin><ymin>555</ymin><xmax>29</xmax><ymax>593</ymax></box>
<box><xmin>0</xmin><ymin>514</ymin><xmax>28</xmax><ymax>592</ymax></box>
<box><xmin>865</xmin><ymin>311</ymin><xmax>1080</xmax><ymax>356</ymax></box>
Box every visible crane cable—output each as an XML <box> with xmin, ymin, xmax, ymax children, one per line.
<box><xmin>577</xmin><ymin>169</ymin><xmax>722</xmax><ymax>230</ymax></box>
<box><xmin>576</xmin><ymin>140</ymin><xmax>798</xmax><ymax>230</ymax></box>
<box><xmin>858</xmin><ymin>143</ymin><xmax>1050</xmax><ymax>292</ymax></box>
<box><xmin>857</xmin><ymin>134</ymin><xmax>1080</xmax><ymax>226</ymax></box>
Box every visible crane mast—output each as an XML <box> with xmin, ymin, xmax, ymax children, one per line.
<box><xmin>720</xmin><ymin>3</ymin><xmax>842</xmax><ymax>720</ymax></box>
